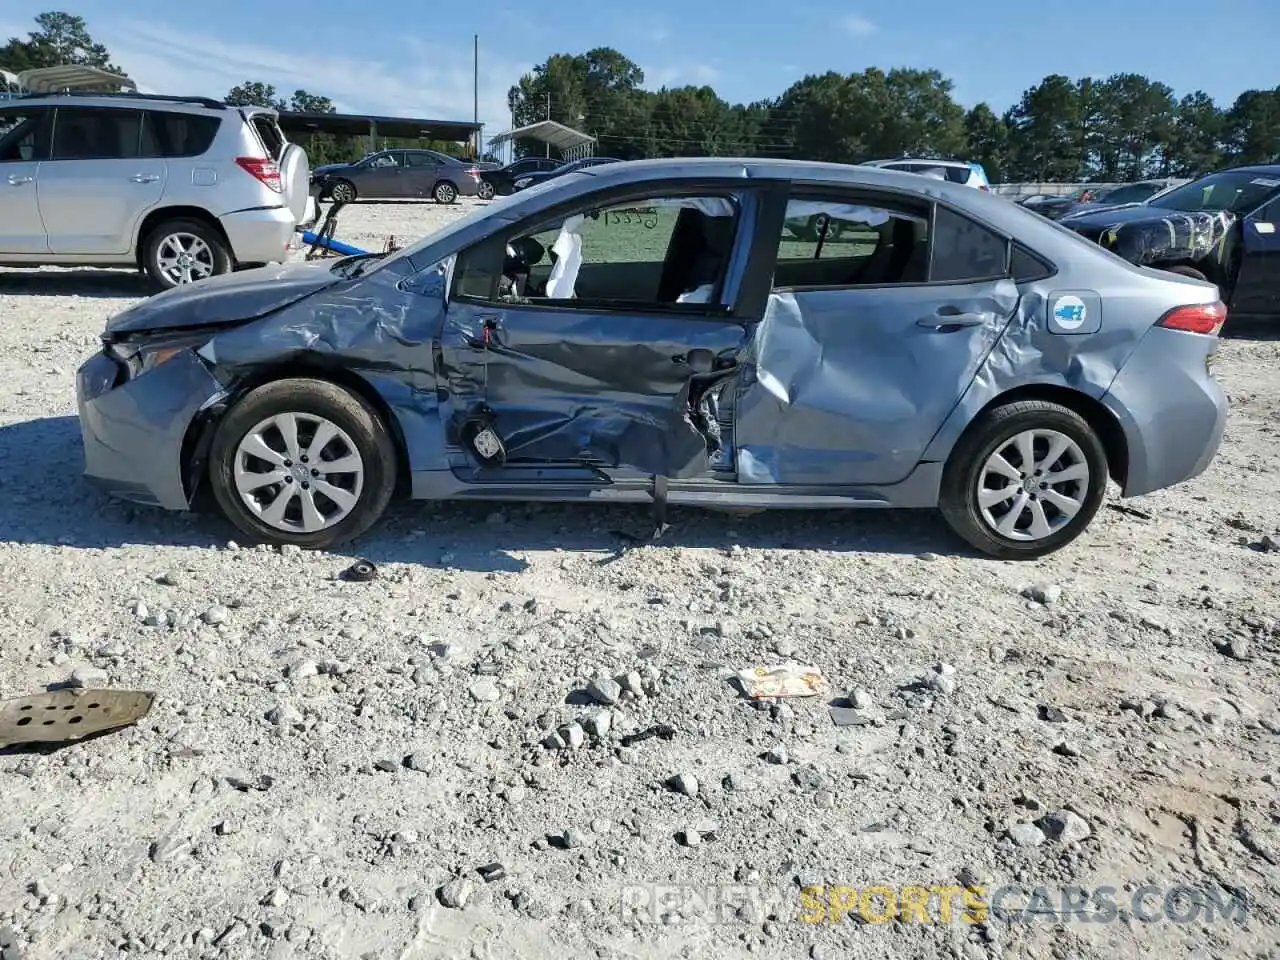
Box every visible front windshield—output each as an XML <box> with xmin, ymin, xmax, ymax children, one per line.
<box><xmin>1148</xmin><ymin>171</ymin><xmax>1280</xmax><ymax>214</ymax></box>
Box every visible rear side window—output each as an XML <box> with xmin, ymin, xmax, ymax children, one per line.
<box><xmin>140</xmin><ymin>111</ymin><xmax>220</xmax><ymax>158</ymax></box>
<box><xmin>943</xmin><ymin>166</ymin><xmax>972</xmax><ymax>184</ymax></box>
<box><xmin>50</xmin><ymin>107</ymin><xmax>142</xmax><ymax>160</ymax></box>
<box><xmin>250</xmin><ymin>115</ymin><xmax>286</xmax><ymax>160</ymax></box>
<box><xmin>930</xmin><ymin>205</ymin><xmax>1008</xmax><ymax>282</ymax></box>
<box><xmin>772</xmin><ymin>196</ymin><xmax>930</xmax><ymax>288</ymax></box>
<box><xmin>1010</xmin><ymin>243</ymin><xmax>1053</xmax><ymax>282</ymax></box>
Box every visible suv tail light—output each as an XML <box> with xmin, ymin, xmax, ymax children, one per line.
<box><xmin>1156</xmin><ymin>301</ymin><xmax>1227</xmax><ymax>335</ymax></box>
<box><xmin>236</xmin><ymin>156</ymin><xmax>283</xmax><ymax>193</ymax></box>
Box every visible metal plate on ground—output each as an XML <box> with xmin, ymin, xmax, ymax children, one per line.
<box><xmin>0</xmin><ymin>688</ymin><xmax>155</xmax><ymax>747</ymax></box>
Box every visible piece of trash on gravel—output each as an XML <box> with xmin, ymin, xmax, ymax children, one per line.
<box><xmin>619</xmin><ymin>724</ymin><xmax>676</xmax><ymax>747</ymax></box>
<box><xmin>735</xmin><ymin>664</ymin><xmax>827</xmax><ymax>698</ymax></box>
<box><xmin>0</xmin><ymin>688</ymin><xmax>154</xmax><ymax>748</ymax></box>
<box><xmin>827</xmin><ymin>705</ymin><xmax>873</xmax><ymax>727</ymax></box>
<box><xmin>338</xmin><ymin>559</ymin><xmax>378</xmax><ymax>582</ymax></box>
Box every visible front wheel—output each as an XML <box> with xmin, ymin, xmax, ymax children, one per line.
<box><xmin>329</xmin><ymin>180</ymin><xmax>357</xmax><ymax>203</ymax></box>
<box><xmin>938</xmin><ymin>400</ymin><xmax>1108</xmax><ymax>559</ymax></box>
<box><xmin>207</xmin><ymin>379</ymin><xmax>397</xmax><ymax>549</ymax></box>
<box><xmin>434</xmin><ymin>181</ymin><xmax>458</xmax><ymax>204</ymax></box>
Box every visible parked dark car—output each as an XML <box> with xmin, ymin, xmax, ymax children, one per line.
<box><xmin>510</xmin><ymin>155</ymin><xmax>620</xmax><ymax>192</ymax></box>
<box><xmin>76</xmin><ymin>158</ymin><xmax>1229</xmax><ymax>562</ymax></box>
<box><xmin>1060</xmin><ymin>165</ymin><xmax>1280</xmax><ymax>323</ymax></box>
<box><xmin>311</xmin><ymin>149</ymin><xmax>481</xmax><ymax>203</ymax></box>
<box><xmin>1022</xmin><ymin>180</ymin><xmax>1181</xmax><ymax>221</ymax></box>
<box><xmin>477</xmin><ymin>156</ymin><xmax>561</xmax><ymax>199</ymax></box>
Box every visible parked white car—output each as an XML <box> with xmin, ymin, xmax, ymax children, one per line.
<box><xmin>0</xmin><ymin>92</ymin><xmax>309</xmax><ymax>289</ymax></box>
<box><xmin>862</xmin><ymin>157</ymin><xmax>992</xmax><ymax>190</ymax></box>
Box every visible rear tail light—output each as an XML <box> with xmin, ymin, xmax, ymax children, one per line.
<box><xmin>1157</xmin><ymin>301</ymin><xmax>1227</xmax><ymax>335</ymax></box>
<box><xmin>466</xmin><ymin>166</ymin><xmax>480</xmax><ymax>178</ymax></box>
<box><xmin>236</xmin><ymin>156</ymin><xmax>282</xmax><ymax>193</ymax></box>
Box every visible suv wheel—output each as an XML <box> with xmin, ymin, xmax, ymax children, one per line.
<box><xmin>434</xmin><ymin>181</ymin><xmax>458</xmax><ymax>204</ymax></box>
<box><xmin>143</xmin><ymin>219</ymin><xmax>231</xmax><ymax>289</ymax></box>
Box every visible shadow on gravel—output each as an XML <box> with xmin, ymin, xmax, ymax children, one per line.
<box><xmin>0</xmin><ymin>416</ymin><xmax>970</xmax><ymax>566</ymax></box>
<box><xmin>0</xmin><ymin>269</ymin><xmax>151</xmax><ymax>299</ymax></box>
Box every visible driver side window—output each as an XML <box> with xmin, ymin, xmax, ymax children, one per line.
<box><xmin>453</xmin><ymin>193</ymin><xmax>740</xmax><ymax>311</ymax></box>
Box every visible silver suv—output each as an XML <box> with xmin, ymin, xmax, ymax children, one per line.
<box><xmin>0</xmin><ymin>92</ymin><xmax>309</xmax><ymax>289</ymax></box>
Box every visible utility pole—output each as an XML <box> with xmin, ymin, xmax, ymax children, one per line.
<box><xmin>473</xmin><ymin>34</ymin><xmax>479</xmax><ymax>158</ymax></box>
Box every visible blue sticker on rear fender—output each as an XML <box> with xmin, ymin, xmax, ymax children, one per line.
<box><xmin>1047</xmin><ymin>291</ymin><xmax>1102</xmax><ymax>335</ymax></box>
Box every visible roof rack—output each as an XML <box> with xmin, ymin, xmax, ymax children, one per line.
<box><xmin>19</xmin><ymin>90</ymin><xmax>228</xmax><ymax>110</ymax></box>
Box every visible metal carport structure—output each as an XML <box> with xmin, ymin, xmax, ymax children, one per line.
<box><xmin>276</xmin><ymin>111</ymin><xmax>484</xmax><ymax>156</ymax></box>
<box><xmin>486</xmin><ymin>120</ymin><xmax>596</xmax><ymax>162</ymax></box>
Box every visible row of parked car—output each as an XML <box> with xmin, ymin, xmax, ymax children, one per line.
<box><xmin>1</xmin><ymin>87</ymin><xmax>1277</xmax><ymax>324</ymax></box>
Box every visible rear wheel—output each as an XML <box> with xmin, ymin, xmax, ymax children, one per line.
<box><xmin>207</xmin><ymin>379</ymin><xmax>397</xmax><ymax>549</ymax></box>
<box><xmin>142</xmin><ymin>219</ymin><xmax>231</xmax><ymax>290</ymax></box>
<box><xmin>329</xmin><ymin>180</ymin><xmax>357</xmax><ymax>203</ymax></box>
<box><xmin>477</xmin><ymin>180</ymin><xmax>496</xmax><ymax>201</ymax></box>
<box><xmin>938</xmin><ymin>401</ymin><xmax>1108</xmax><ymax>559</ymax></box>
<box><xmin>1162</xmin><ymin>264</ymin><xmax>1209</xmax><ymax>282</ymax></box>
<box><xmin>434</xmin><ymin>181</ymin><xmax>458</xmax><ymax>204</ymax></box>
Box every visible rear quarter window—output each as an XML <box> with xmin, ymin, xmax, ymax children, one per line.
<box><xmin>944</xmin><ymin>167</ymin><xmax>972</xmax><ymax>184</ymax></box>
<box><xmin>250</xmin><ymin>115</ymin><xmax>286</xmax><ymax>160</ymax></box>
<box><xmin>140</xmin><ymin>111</ymin><xmax>220</xmax><ymax>158</ymax></box>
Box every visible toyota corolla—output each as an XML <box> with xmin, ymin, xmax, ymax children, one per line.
<box><xmin>75</xmin><ymin>158</ymin><xmax>1228</xmax><ymax>559</ymax></box>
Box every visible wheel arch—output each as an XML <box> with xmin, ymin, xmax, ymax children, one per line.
<box><xmin>181</xmin><ymin>362</ymin><xmax>413</xmax><ymax>509</ymax></box>
<box><xmin>135</xmin><ymin>207</ymin><xmax>232</xmax><ymax>269</ymax></box>
<box><xmin>951</xmin><ymin>383</ymin><xmax>1129</xmax><ymax>491</ymax></box>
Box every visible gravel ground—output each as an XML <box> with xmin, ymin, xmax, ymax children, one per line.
<box><xmin>0</xmin><ymin>199</ymin><xmax>1277</xmax><ymax>960</ymax></box>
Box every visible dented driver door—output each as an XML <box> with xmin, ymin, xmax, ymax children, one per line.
<box><xmin>438</xmin><ymin>187</ymin><xmax>761</xmax><ymax>480</ymax></box>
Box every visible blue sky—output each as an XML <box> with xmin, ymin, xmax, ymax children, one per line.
<box><xmin>4</xmin><ymin>0</ymin><xmax>1277</xmax><ymax>132</ymax></box>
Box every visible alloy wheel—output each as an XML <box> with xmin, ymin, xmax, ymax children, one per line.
<box><xmin>233</xmin><ymin>412</ymin><xmax>365</xmax><ymax>534</ymax></box>
<box><xmin>156</xmin><ymin>233</ymin><xmax>215</xmax><ymax>285</ymax></box>
<box><xmin>976</xmin><ymin>428</ymin><xmax>1090</xmax><ymax>541</ymax></box>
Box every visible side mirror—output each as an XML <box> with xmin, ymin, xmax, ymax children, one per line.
<box><xmin>404</xmin><ymin>259</ymin><xmax>449</xmax><ymax>300</ymax></box>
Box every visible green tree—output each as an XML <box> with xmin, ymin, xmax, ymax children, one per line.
<box><xmin>225</xmin><ymin>81</ymin><xmax>288</xmax><ymax>110</ymax></box>
<box><xmin>288</xmin><ymin>90</ymin><xmax>335</xmax><ymax>114</ymax></box>
<box><xmin>1005</xmin><ymin>75</ymin><xmax>1083</xmax><ymax>180</ymax></box>
<box><xmin>0</xmin><ymin>11</ymin><xmax>121</xmax><ymax>74</ymax></box>
<box><xmin>1090</xmin><ymin>73</ymin><xmax>1177</xmax><ymax>179</ymax></box>
<box><xmin>1223</xmin><ymin>87</ymin><xmax>1280</xmax><ymax>166</ymax></box>
<box><xmin>963</xmin><ymin>103</ymin><xmax>1009</xmax><ymax>181</ymax></box>
<box><xmin>1163</xmin><ymin>92</ymin><xmax>1224</xmax><ymax>177</ymax></box>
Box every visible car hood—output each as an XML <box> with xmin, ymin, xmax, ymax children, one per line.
<box><xmin>1059</xmin><ymin>203</ymin><xmax>1183</xmax><ymax>229</ymax></box>
<box><xmin>105</xmin><ymin>260</ymin><xmax>344</xmax><ymax>336</ymax></box>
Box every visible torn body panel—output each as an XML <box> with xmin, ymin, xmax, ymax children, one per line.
<box><xmin>439</xmin><ymin>299</ymin><xmax>746</xmax><ymax>478</ymax></box>
<box><xmin>76</xmin><ymin>348</ymin><xmax>223</xmax><ymax>509</ymax></box>
<box><xmin>1100</xmin><ymin>211</ymin><xmax>1235</xmax><ymax>270</ymax></box>
<box><xmin>734</xmin><ymin>279</ymin><xmax>1021</xmax><ymax>486</ymax></box>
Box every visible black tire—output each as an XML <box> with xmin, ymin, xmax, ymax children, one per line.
<box><xmin>938</xmin><ymin>400</ymin><xmax>1108</xmax><ymax>560</ymax></box>
<box><xmin>1163</xmin><ymin>264</ymin><xmax>1209</xmax><ymax>282</ymax></box>
<box><xmin>207</xmin><ymin>378</ymin><xmax>397</xmax><ymax>549</ymax></box>
<box><xmin>477</xmin><ymin>180</ymin><xmax>496</xmax><ymax>201</ymax></box>
<box><xmin>434</xmin><ymin>180</ymin><xmax>458</xmax><ymax>204</ymax></box>
<box><xmin>329</xmin><ymin>180</ymin><xmax>357</xmax><ymax>203</ymax></box>
<box><xmin>142</xmin><ymin>218</ymin><xmax>231</xmax><ymax>290</ymax></box>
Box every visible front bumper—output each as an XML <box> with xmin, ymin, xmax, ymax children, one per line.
<box><xmin>220</xmin><ymin>206</ymin><xmax>296</xmax><ymax>266</ymax></box>
<box><xmin>1101</xmin><ymin>326</ymin><xmax>1228</xmax><ymax>497</ymax></box>
<box><xmin>76</xmin><ymin>349</ymin><xmax>225</xmax><ymax>510</ymax></box>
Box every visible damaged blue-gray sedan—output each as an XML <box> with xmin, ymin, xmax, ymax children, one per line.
<box><xmin>75</xmin><ymin>158</ymin><xmax>1229</xmax><ymax>559</ymax></box>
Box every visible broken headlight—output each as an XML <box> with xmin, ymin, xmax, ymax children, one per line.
<box><xmin>107</xmin><ymin>331</ymin><xmax>211</xmax><ymax>379</ymax></box>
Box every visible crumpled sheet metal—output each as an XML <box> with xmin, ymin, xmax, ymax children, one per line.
<box><xmin>734</xmin><ymin>279</ymin><xmax>1020</xmax><ymax>486</ymax></box>
<box><xmin>203</xmin><ymin>267</ymin><xmax>447</xmax><ymax>474</ymax></box>
<box><xmin>1099</xmin><ymin>211</ymin><xmax>1234</xmax><ymax>268</ymax></box>
<box><xmin>0</xmin><ymin>688</ymin><xmax>155</xmax><ymax>747</ymax></box>
<box><xmin>440</xmin><ymin>301</ymin><xmax>745</xmax><ymax>478</ymax></box>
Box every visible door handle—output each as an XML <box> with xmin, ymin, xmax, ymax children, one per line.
<box><xmin>916</xmin><ymin>313</ymin><xmax>985</xmax><ymax>330</ymax></box>
<box><xmin>7</xmin><ymin>175</ymin><xmax>33</xmax><ymax>185</ymax></box>
<box><xmin>129</xmin><ymin>174</ymin><xmax>160</xmax><ymax>183</ymax></box>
